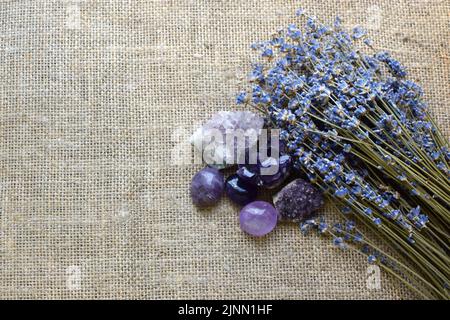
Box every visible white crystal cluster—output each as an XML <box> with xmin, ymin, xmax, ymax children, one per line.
<box><xmin>190</xmin><ymin>111</ymin><xmax>265</xmax><ymax>168</ymax></box>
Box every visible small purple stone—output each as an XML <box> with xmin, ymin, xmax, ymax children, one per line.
<box><xmin>225</xmin><ymin>174</ymin><xmax>257</xmax><ymax>206</ymax></box>
<box><xmin>237</xmin><ymin>154</ymin><xmax>292</xmax><ymax>189</ymax></box>
<box><xmin>191</xmin><ymin>167</ymin><xmax>224</xmax><ymax>207</ymax></box>
<box><xmin>236</xmin><ymin>164</ymin><xmax>260</xmax><ymax>186</ymax></box>
<box><xmin>259</xmin><ymin>154</ymin><xmax>292</xmax><ymax>189</ymax></box>
<box><xmin>239</xmin><ymin>201</ymin><xmax>278</xmax><ymax>237</ymax></box>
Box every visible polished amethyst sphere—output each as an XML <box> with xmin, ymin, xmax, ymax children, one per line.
<box><xmin>225</xmin><ymin>174</ymin><xmax>257</xmax><ymax>206</ymax></box>
<box><xmin>273</xmin><ymin>178</ymin><xmax>324</xmax><ymax>221</ymax></box>
<box><xmin>190</xmin><ymin>167</ymin><xmax>224</xmax><ymax>207</ymax></box>
<box><xmin>239</xmin><ymin>201</ymin><xmax>278</xmax><ymax>237</ymax></box>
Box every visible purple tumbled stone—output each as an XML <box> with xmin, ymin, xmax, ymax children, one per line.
<box><xmin>259</xmin><ymin>154</ymin><xmax>292</xmax><ymax>189</ymax></box>
<box><xmin>225</xmin><ymin>174</ymin><xmax>257</xmax><ymax>206</ymax></box>
<box><xmin>236</xmin><ymin>164</ymin><xmax>260</xmax><ymax>186</ymax></box>
<box><xmin>236</xmin><ymin>154</ymin><xmax>292</xmax><ymax>189</ymax></box>
<box><xmin>239</xmin><ymin>201</ymin><xmax>278</xmax><ymax>237</ymax></box>
<box><xmin>235</xmin><ymin>136</ymin><xmax>291</xmax><ymax>189</ymax></box>
<box><xmin>191</xmin><ymin>167</ymin><xmax>224</xmax><ymax>207</ymax></box>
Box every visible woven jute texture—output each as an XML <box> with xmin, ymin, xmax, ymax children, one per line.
<box><xmin>0</xmin><ymin>0</ymin><xmax>448</xmax><ymax>299</ymax></box>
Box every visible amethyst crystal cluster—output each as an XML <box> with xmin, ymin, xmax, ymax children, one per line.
<box><xmin>190</xmin><ymin>111</ymin><xmax>264</xmax><ymax>169</ymax></box>
<box><xmin>190</xmin><ymin>110</ymin><xmax>324</xmax><ymax>237</ymax></box>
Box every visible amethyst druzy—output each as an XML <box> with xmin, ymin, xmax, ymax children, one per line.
<box><xmin>273</xmin><ymin>178</ymin><xmax>324</xmax><ymax>221</ymax></box>
<box><xmin>239</xmin><ymin>201</ymin><xmax>278</xmax><ymax>237</ymax></box>
<box><xmin>191</xmin><ymin>167</ymin><xmax>224</xmax><ymax>207</ymax></box>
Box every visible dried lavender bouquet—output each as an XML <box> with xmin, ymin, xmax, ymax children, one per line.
<box><xmin>236</xmin><ymin>10</ymin><xmax>450</xmax><ymax>299</ymax></box>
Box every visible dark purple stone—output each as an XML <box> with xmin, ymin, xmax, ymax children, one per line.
<box><xmin>267</xmin><ymin>136</ymin><xmax>287</xmax><ymax>156</ymax></box>
<box><xmin>259</xmin><ymin>154</ymin><xmax>292</xmax><ymax>189</ymax></box>
<box><xmin>236</xmin><ymin>154</ymin><xmax>292</xmax><ymax>189</ymax></box>
<box><xmin>225</xmin><ymin>174</ymin><xmax>257</xmax><ymax>206</ymax></box>
<box><xmin>190</xmin><ymin>167</ymin><xmax>224</xmax><ymax>207</ymax></box>
<box><xmin>236</xmin><ymin>164</ymin><xmax>260</xmax><ymax>186</ymax></box>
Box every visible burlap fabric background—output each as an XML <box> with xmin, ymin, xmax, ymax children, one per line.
<box><xmin>0</xmin><ymin>0</ymin><xmax>448</xmax><ymax>299</ymax></box>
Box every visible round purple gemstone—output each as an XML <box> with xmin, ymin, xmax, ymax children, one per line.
<box><xmin>239</xmin><ymin>201</ymin><xmax>278</xmax><ymax>237</ymax></box>
<box><xmin>190</xmin><ymin>167</ymin><xmax>224</xmax><ymax>207</ymax></box>
<box><xmin>225</xmin><ymin>174</ymin><xmax>257</xmax><ymax>206</ymax></box>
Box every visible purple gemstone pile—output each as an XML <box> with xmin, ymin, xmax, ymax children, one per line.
<box><xmin>190</xmin><ymin>113</ymin><xmax>325</xmax><ymax>237</ymax></box>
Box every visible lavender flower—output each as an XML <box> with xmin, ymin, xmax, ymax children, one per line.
<box><xmin>238</xmin><ymin>9</ymin><xmax>450</xmax><ymax>299</ymax></box>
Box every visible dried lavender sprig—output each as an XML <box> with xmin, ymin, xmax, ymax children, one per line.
<box><xmin>288</xmin><ymin>135</ymin><xmax>446</xmax><ymax>296</ymax></box>
<box><xmin>248</xmin><ymin>14</ymin><xmax>448</xmax><ymax>182</ymax></box>
<box><xmin>299</xmin><ymin>215</ymin><xmax>444</xmax><ymax>299</ymax></box>
<box><xmin>243</xmin><ymin>11</ymin><xmax>450</xmax><ymax>225</ymax></box>
<box><xmin>310</xmin><ymin>156</ymin><xmax>449</xmax><ymax>298</ymax></box>
<box><xmin>237</xmin><ymin>11</ymin><xmax>450</xmax><ymax>299</ymax></box>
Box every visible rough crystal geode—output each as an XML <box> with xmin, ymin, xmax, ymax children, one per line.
<box><xmin>273</xmin><ymin>178</ymin><xmax>324</xmax><ymax>222</ymax></box>
<box><xmin>190</xmin><ymin>111</ymin><xmax>265</xmax><ymax>169</ymax></box>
